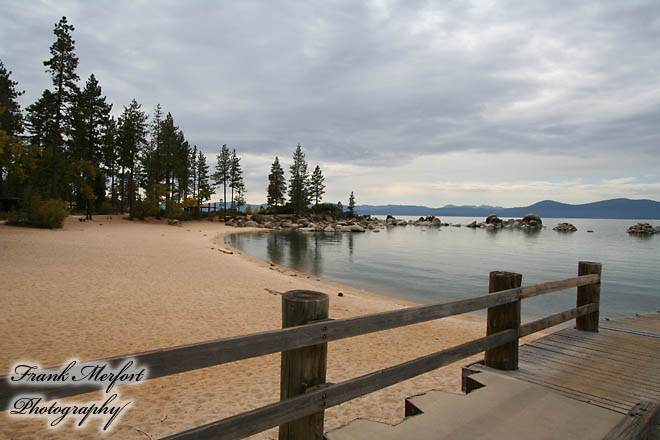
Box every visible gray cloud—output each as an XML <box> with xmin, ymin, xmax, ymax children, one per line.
<box><xmin>1</xmin><ymin>0</ymin><xmax>659</xmax><ymax>204</ymax></box>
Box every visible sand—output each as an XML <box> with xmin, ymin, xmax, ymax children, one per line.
<box><xmin>0</xmin><ymin>216</ymin><xmax>529</xmax><ymax>439</ymax></box>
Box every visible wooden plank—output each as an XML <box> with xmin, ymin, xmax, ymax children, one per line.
<box><xmin>519</xmin><ymin>304</ymin><xmax>597</xmax><ymax>338</ymax></box>
<box><xmin>516</xmin><ymin>360</ymin><xmax>644</xmax><ymax>407</ymax></box>
<box><xmin>518</xmin><ymin>274</ymin><xmax>599</xmax><ymax>299</ymax></box>
<box><xmin>548</xmin><ymin>333</ymin><xmax>660</xmax><ymax>359</ymax></box>
<box><xmin>554</xmin><ymin>330</ymin><xmax>660</xmax><ymax>356</ymax></box>
<box><xmin>160</xmin><ymin>330</ymin><xmax>518</xmax><ymax>440</ymax></box>
<box><xmin>517</xmin><ymin>358</ymin><xmax>659</xmax><ymax>403</ymax></box>
<box><xmin>519</xmin><ymin>347</ymin><xmax>660</xmax><ymax>393</ymax></box>
<box><xmin>599</xmin><ymin>325</ymin><xmax>660</xmax><ymax>339</ymax></box>
<box><xmin>603</xmin><ymin>401</ymin><xmax>660</xmax><ymax>440</ymax></box>
<box><xmin>526</xmin><ymin>339</ymin><xmax>659</xmax><ymax>373</ymax></box>
<box><xmin>520</xmin><ymin>346</ymin><xmax>660</xmax><ymax>392</ymax></box>
<box><xmin>531</xmin><ymin>335</ymin><xmax>660</xmax><ymax>370</ymax></box>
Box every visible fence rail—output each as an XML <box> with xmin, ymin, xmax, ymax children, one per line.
<box><xmin>0</xmin><ymin>262</ymin><xmax>602</xmax><ymax>440</ymax></box>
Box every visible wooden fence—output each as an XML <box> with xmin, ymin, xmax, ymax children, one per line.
<box><xmin>0</xmin><ymin>261</ymin><xmax>602</xmax><ymax>439</ymax></box>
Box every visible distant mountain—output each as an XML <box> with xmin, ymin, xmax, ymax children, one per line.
<box><xmin>355</xmin><ymin>198</ymin><xmax>660</xmax><ymax>219</ymax></box>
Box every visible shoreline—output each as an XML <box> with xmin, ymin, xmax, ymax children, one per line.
<box><xmin>0</xmin><ymin>216</ymin><xmax>529</xmax><ymax>439</ymax></box>
<box><xmin>220</xmin><ymin>228</ymin><xmax>439</xmax><ymax>311</ymax></box>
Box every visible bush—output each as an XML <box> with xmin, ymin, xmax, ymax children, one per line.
<box><xmin>311</xmin><ymin>203</ymin><xmax>344</xmax><ymax>217</ymax></box>
<box><xmin>30</xmin><ymin>199</ymin><xmax>69</xmax><ymax>229</ymax></box>
<box><xmin>165</xmin><ymin>200</ymin><xmax>183</xmax><ymax>219</ymax></box>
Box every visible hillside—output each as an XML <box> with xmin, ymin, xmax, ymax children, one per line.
<box><xmin>355</xmin><ymin>198</ymin><xmax>660</xmax><ymax>219</ymax></box>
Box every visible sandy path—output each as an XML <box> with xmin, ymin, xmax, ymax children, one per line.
<box><xmin>1</xmin><ymin>215</ymin><xmax>501</xmax><ymax>439</ymax></box>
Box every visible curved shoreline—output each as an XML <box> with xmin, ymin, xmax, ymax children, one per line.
<box><xmin>0</xmin><ymin>216</ymin><xmax>495</xmax><ymax>440</ymax></box>
<box><xmin>220</xmin><ymin>227</ymin><xmax>431</xmax><ymax>310</ymax></box>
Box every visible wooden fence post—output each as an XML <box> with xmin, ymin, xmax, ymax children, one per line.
<box><xmin>576</xmin><ymin>261</ymin><xmax>601</xmax><ymax>332</ymax></box>
<box><xmin>279</xmin><ymin>290</ymin><xmax>329</xmax><ymax>440</ymax></box>
<box><xmin>484</xmin><ymin>271</ymin><xmax>522</xmax><ymax>370</ymax></box>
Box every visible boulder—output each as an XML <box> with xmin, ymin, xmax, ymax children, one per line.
<box><xmin>522</xmin><ymin>214</ymin><xmax>542</xmax><ymax>225</ymax></box>
<box><xmin>167</xmin><ymin>219</ymin><xmax>180</xmax><ymax>226</ymax></box>
<box><xmin>298</xmin><ymin>218</ymin><xmax>310</xmax><ymax>227</ymax></box>
<box><xmin>466</xmin><ymin>221</ymin><xmax>478</xmax><ymax>228</ymax></box>
<box><xmin>251</xmin><ymin>214</ymin><xmax>265</xmax><ymax>224</ymax></box>
<box><xmin>431</xmin><ymin>218</ymin><xmax>442</xmax><ymax>227</ymax></box>
<box><xmin>244</xmin><ymin>220</ymin><xmax>258</xmax><ymax>228</ymax></box>
<box><xmin>627</xmin><ymin>223</ymin><xmax>656</xmax><ymax>234</ymax></box>
<box><xmin>553</xmin><ymin>223</ymin><xmax>577</xmax><ymax>232</ymax></box>
<box><xmin>324</xmin><ymin>225</ymin><xmax>335</xmax><ymax>232</ymax></box>
<box><xmin>349</xmin><ymin>224</ymin><xmax>365</xmax><ymax>232</ymax></box>
<box><xmin>281</xmin><ymin>221</ymin><xmax>293</xmax><ymax>228</ymax></box>
<box><xmin>485</xmin><ymin>214</ymin><xmax>502</xmax><ymax>225</ymax></box>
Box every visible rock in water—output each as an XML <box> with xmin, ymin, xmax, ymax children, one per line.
<box><xmin>627</xmin><ymin>223</ymin><xmax>657</xmax><ymax>234</ymax></box>
<box><xmin>553</xmin><ymin>223</ymin><xmax>577</xmax><ymax>232</ymax></box>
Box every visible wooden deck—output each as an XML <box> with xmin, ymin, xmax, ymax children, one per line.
<box><xmin>467</xmin><ymin>312</ymin><xmax>660</xmax><ymax>415</ymax></box>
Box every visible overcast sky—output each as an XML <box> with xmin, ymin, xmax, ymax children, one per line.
<box><xmin>2</xmin><ymin>0</ymin><xmax>659</xmax><ymax>207</ymax></box>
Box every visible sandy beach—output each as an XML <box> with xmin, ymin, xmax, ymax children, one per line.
<box><xmin>1</xmin><ymin>216</ymin><xmax>517</xmax><ymax>439</ymax></box>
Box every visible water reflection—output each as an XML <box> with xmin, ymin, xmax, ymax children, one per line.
<box><xmin>229</xmin><ymin>219</ymin><xmax>660</xmax><ymax>319</ymax></box>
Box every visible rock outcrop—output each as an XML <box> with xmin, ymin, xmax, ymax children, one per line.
<box><xmin>627</xmin><ymin>223</ymin><xmax>657</xmax><ymax>234</ymax></box>
<box><xmin>553</xmin><ymin>223</ymin><xmax>577</xmax><ymax>232</ymax></box>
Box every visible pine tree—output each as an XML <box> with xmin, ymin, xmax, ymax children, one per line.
<box><xmin>212</xmin><ymin>144</ymin><xmax>231</xmax><ymax>213</ymax></box>
<box><xmin>101</xmin><ymin>116</ymin><xmax>118</xmax><ymax>211</ymax></box>
<box><xmin>0</xmin><ymin>60</ymin><xmax>24</xmax><ymax>137</ymax></box>
<box><xmin>117</xmin><ymin>99</ymin><xmax>148</xmax><ymax>217</ymax></box>
<box><xmin>69</xmin><ymin>74</ymin><xmax>111</xmax><ymax>218</ymax></box>
<box><xmin>43</xmin><ymin>16</ymin><xmax>79</xmax><ymax>198</ymax></box>
<box><xmin>310</xmin><ymin>165</ymin><xmax>325</xmax><ymax>205</ymax></box>
<box><xmin>288</xmin><ymin>144</ymin><xmax>310</xmax><ymax>212</ymax></box>
<box><xmin>267</xmin><ymin>156</ymin><xmax>286</xmax><ymax>208</ymax></box>
<box><xmin>229</xmin><ymin>149</ymin><xmax>244</xmax><ymax>211</ymax></box>
<box><xmin>0</xmin><ymin>61</ymin><xmax>36</xmax><ymax>201</ymax></box>
<box><xmin>196</xmin><ymin>150</ymin><xmax>212</xmax><ymax>206</ymax></box>
<box><xmin>348</xmin><ymin>191</ymin><xmax>355</xmax><ymax>217</ymax></box>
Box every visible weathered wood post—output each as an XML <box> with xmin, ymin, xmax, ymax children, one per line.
<box><xmin>576</xmin><ymin>261</ymin><xmax>601</xmax><ymax>332</ymax></box>
<box><xmin>485</xmin><ymin>271</ymin><xmax>522</xmax><ymax>370</ymax></box>
<box><xmin>279</xmin><ymin>290</ymin><xmax>329</xmax><ymax>440</ymax></box>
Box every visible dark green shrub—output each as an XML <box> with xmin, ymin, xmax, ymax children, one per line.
<box><xmin>31</xmin><ymin>199</ymin><xmax>69</xmax><ymax>229</ymax></box>
<box><xmin>165</xmin><ymin>200</ymin><xmax>183</xmax><ymax>219</ymax></box>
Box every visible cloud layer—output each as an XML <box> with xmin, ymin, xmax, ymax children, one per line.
<box><xmin>2</xmin><ymin>0</ymin><xmax>659</xmax><ymax>205</ymax></box>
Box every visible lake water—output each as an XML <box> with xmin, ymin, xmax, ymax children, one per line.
<box><xmin>228</xmin><ymin>217</ymin><xmax>659</xmax><ymax>320</ymax></box>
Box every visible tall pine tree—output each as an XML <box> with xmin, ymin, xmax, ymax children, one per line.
<box><xmin>267</xmin><ymin>156</ymin><xmax>286</xmax><ymax>209</ymax></box>
<box><xmin>69</xmin><ymin>74</ymin><xmax>111</xmax><ymax>218</ymax></box>
<box><xmin>310</xmin><ymin>165</ymin><xmax>325</xmax><ymax>205</ymax></box>
<box><xmin>288</xmin><ymin>144</ymin><xmax>309</xmax><ymax>213</ymax></box>
<box><xmin>229</xmin><ymin>149</ymin><xmax>244</xmax><ymax>211</ymax></box>
<box><xmin>196</xmin><ymin>150</ymin><xmax>212</xmax><ymax>206</ymax></box>
<box><xmin>212</xmin><ymin>144</ymin><xmax>231</xmax><ymax>213</ymax></box>
<box><xmin>117</xmin><ymin>99</ymin><xmax>148</xmax><ymax>217</ymax></box>
<box><xmin>43</xmin><ymin>16</ymin><xmax>79</xmax><ymax>199</ymax></box>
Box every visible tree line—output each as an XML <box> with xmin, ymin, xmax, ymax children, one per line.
<box><xmin>0</xmin><ymin>17</ymin><xmax>356</xmax><ymax>226</ymax></box>
<box><xmin>0</xmin><ymin>16</ymin><xmax>248</xmax><ymax>224</ymax></box>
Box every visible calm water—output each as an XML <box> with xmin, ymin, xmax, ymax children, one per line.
<box><xmin>229</xmin><ymin>217</ymin><xmax>660</xmax><ymax>319</ymax></box>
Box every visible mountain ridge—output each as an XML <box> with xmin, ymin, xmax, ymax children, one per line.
<box><xmin>354</xmin><ymin>198</ymin><xmax>660</xmax><ymax>219</ymax></box>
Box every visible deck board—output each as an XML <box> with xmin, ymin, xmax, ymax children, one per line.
<box><xmin>469</xmin><ymin>312</ymin><xmax>660</xmax><ymax>416</ymax></box>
